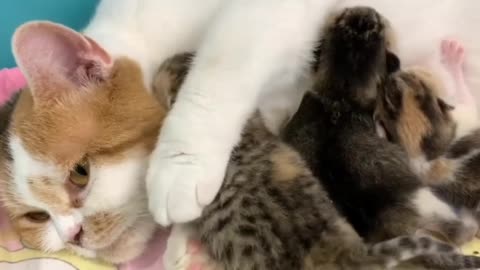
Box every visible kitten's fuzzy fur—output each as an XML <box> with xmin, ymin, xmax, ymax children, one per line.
<box><xmin>374</xmin><ymin>57</ymin><xmax>480</xmax><ymax>230</ymax></box>
<box><xmin>4</xmin><ymin>0</ymin><xmax>480</xmax><ymax>264</ymax></box>
<box><xmin>6</xmin><ymin>0</ymin><xmax>480</xmax><ymax>241</ymax></box>
<box><xmin>158</xmin><ymin>8</ymin><xmax>480</xmax><ymax>270</ymax></box>
<box><xmin>374</xmin><ymin>67</ymin><xmax>457</xmax><ymax>185</ymax></box>
<box><xmin>147</xmin><ymin>0</ymin><xmax>480</xmax><ymax>227</ymax></box>
<box><xmin>282</xmin><ymin>5</ymin><xmax>477</xmax><ymax>251</ymax></box>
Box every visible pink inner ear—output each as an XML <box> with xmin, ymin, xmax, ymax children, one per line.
<box><xmin>12</xmin><ymin>22</ymin><xmax>112</xmax><ymax>91</ymax></box>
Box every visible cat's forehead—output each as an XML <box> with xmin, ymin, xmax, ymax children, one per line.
<box><xmin>378</xmin><ymin>69</ymin><xmax>455</xmax><ymax>159</ymax></box>
<box><xmin>2</xmin><ymin>58</ymin><xmax>166</xmax><ymax>214</ymax></box>
<box><xmin>10</xmin><ymin>58</ymin><xmax>165</xmax><ymax>165</ymax></box>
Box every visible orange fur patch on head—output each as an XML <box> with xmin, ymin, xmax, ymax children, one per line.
<box><xmin>11</xmin><ymin>57</ymin><xmax>165</xmax><ymax>166</ymax></box>
<box><xmin>391</xmin><ymin>68</ymin><xmax>454</xmax><ymax>159</ymax></box>
<box><xmin>396</xmin><ymin>87</ymin><xmax>432</xmax><ymax>157</ymax></box>
<box><xmin>9</xmin><ymin>57</ymin><xmax>166</xmax><ymax>207</ymax></box>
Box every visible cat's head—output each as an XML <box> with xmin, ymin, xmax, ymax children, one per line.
<box><xmin>374</xmin><ymin>67</ymin><xmax>457</xmax><ymax>161</ymax></box>
<box><xmin>0</xmin><ymin>21</ymin><xmax>168</xmax><ymax>263</ymax></box>
<box><xmin>314</xmin><ymin>6</ymin><xmax>399</xmax><ymax>108</ymax></box>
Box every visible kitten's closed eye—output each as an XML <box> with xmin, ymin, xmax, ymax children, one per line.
<box><xmin>24</xmin><ymin>211</ymin><xmax>50</xmax><ymax>223</ymax></box>
<box><xmin>437</xmin><ymin>98</ymin><xmax>455</xmax><ymax>113</ymax></box>
<box><xmin>69</xmin><ymin>160</ymin><xmax>89</xmax><ymax>188</ymax></box>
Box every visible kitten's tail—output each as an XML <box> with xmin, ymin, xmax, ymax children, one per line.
<box><xmin>365</xmin><ymin>235</ymin><xmax>480</xmax><ymax>269</ymax></box>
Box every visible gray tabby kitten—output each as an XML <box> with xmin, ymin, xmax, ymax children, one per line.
<box><xmin>153</xmin><ymin>7</ymin><xmax>480</xmax><ymax>270</ymax></box>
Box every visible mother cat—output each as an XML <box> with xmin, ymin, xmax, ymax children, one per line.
<box><xmin>7</xmin><ymin>0</ymin><xmax>480</xmax><ymax>237</ymax></box>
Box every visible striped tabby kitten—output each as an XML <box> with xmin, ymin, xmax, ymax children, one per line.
<box><xmin>156</xmin><ymin>7</ymin><xmax>480</xmax><ymax>270</ymax></box>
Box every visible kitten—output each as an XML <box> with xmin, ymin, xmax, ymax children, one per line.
<box><xmin>147</xmin><ymin>0</ymin><xmax>480</xmax><ymax>227</ymax></box>
<box><xmin>374</xmin><ymin>42</ymin><xmax>460</xmax><ymax>184</ymax></box>
<box><xmin>157</xmin><ymin>8</ymin><xmax>480</xmax><ymax>270</ymax></box>
<box><xmin>282</xmin><ymin>5</ymin><xmax>477</xmax><ymax>250</ymax></box>
<box><xmin>374</xmin><ymin>40</ymin><xmax>480</xmax><ymax>225</ymax></box>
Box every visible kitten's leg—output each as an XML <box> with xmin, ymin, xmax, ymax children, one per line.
<box><xmin>164</xmin><ymin>225</ymin><xmax>192</xmax><ymax>270</ymax></box>
<box><xmin>441</xmin><ymin>39</ymin><xmax>478</xmax><ymax>136</ymax></box>
<box><xmin>146</xmin><ymin>0</ymin><xmax>337</xmax><ymax>225</ymax></box>
<box><xmin>164</xmin><ymin>225</ymin><xmax>219</xmax><ymax>270</ymax></box>
<box><xmin>441</xmin><ymin>40</ymin><xmax>468</xmax><ymax>102</ymax></box>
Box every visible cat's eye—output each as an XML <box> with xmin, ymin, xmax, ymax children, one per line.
<box><xmin>437</xmin><ymin>98</ymin><xmax>454</xmax><ymax>113</ymax></box>
<box><xmin>74</xmin><ymin>164</ymin><xmax>88</xmax><ymax>177</ymax></box>
<box><xmin>24</xmin><ymin>211</ymin><xmax>50</xmax><ymax>223</ymax></box>
<box><xmin>70</xmin><ymin>160</ymin><xmax>90</xmax><ymax>188</ymax></box>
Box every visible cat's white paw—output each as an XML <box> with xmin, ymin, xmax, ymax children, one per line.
<box><xmin>146</xmin><ymin>115</ymin><xmax>229</xmax><ymax>226</ymax></box>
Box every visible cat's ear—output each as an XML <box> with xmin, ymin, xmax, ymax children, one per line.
<box><xmin>12</xmin><ymin>21</ymin><xmax>112</xmax><ymax>99</ymax></box>
<box><xmin>386</xmin><ymin>51</ymin><xmax>400</xmax><ymax>74</ymax></box>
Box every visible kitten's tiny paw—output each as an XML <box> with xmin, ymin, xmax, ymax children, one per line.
<box><xmin>164</xmin><ymin>226</ymin><xmax>217</xmax><ymax>270</ymax></box>
<box><xmin>441</xmin><ymin>39</ymin><xmax>465</xmax><ymax>72</ymax></box>
<box><xmin>164</xmin><ymin>225</ymin><xmax>191</xmax><ymax>270</ymax></box>
<box><xmin>147</xmin><ymin>136</ymin><xmax>229</xmax><ymax>226</ymax></box>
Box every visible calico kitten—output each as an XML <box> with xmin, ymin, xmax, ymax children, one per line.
<box><xmin>374</xmin><ymin>64</ymin><xmax>457</xmax><ymax>184</ymax></box>
<box><xmin>374</xmin><ymin>39</ymin><xmax>480</xmax><ymax>221</ymax></box>
<box><xmin>157</xmin><ymin>8</ymin><xmax>480</xmax><ymax>270</ymax></box>
<box><xmin>282</xmin><ymin>6</ymin><xmax>477</xmax><ymax>249</ymax></box>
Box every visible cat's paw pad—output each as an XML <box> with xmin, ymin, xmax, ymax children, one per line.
<box><xmin>147</xmin><ymin>144</ymin><xmax>228</xmax><ymax>226</ymax></box>
<box><xmin>441</xmin><ymin>39</ymin><xmax>465</xmax><ymax>72</ymax></box>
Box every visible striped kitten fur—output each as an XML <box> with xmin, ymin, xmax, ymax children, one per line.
<box><xmin>374</xmin><ymin>40</ymin><xmax>480</xmax><ymax>232</ymax></box>
<box><xmin>282</xmin><ymin>3</ymin><xmax>478</xmax><ymax>261</ymax></box>
<box><xmin>155</xmin><ymin>7</ymin><xmax>480</xmax><ymax>270</ymax></box>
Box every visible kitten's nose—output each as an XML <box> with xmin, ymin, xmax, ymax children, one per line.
<box><xmin>66</xmin><ymin>224</ymin><xmax>83</xmax><ymax>245</ymax></box>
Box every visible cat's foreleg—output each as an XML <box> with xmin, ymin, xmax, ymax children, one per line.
<box><xmin>146</xmin><ymin>0</ymin><xmax>337</xmax><ymax>226</ymax></box>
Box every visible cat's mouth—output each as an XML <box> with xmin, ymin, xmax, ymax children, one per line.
<box><xmin>71</xmin><ymin>226</ymin><xmax>84</xmax><ymax>246</ymax></box>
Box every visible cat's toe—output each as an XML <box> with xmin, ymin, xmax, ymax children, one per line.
<box><xmin>147</xmin><ymin>142</ymin><xmax>228</xmax><ymax>225</ymax></box>
<box><xmin>441</xmin><ymin>39</ymin><xmax>466</xmax><ymax>68</ymax></box>
<box><xmin>147</xmin><ymin>155</ymin><xmax>204</xmax><ymax>226</ymax></box>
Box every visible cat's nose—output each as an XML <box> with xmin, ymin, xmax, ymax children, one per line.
<box><xmin>66</xmin><ymin>224</ymin><xmax>83</xmax><ymax>245</ymax></box>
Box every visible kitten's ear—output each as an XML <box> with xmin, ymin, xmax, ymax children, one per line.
<box><xmin>437</xmin><ymin>98</ymin><xmax>455</xmax><ymax>112</ymax></box>
<box><xmin>12</xmin><ymin>21</ymin><xmax>112</xmax><ymax>99</ymax></box>
<box><xmin>386</xmin><ymin>51</ymin><xmax>400</xmax><ymax>74</ymax></box>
